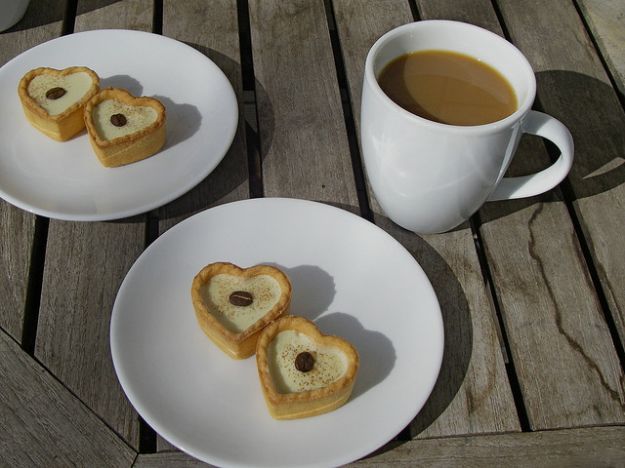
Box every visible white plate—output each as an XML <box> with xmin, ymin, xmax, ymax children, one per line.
<box><xmin>0</xmin><ymin>30</ymin><xmax>237</xmax><ymax>221</ymax></box>
<box><xmin>111</xmin><ymin>198</ymin><xmax>444</xmax><ymax>467</ymax></box>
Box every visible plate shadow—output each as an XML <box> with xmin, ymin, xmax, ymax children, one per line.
<box><xmin>315</xmin><ymin>312</ymin><xmax>396</xmax><ymax>401</ymax></box>
<box><xmin>264</xmin><ymin>263</ymin><xmax>336</xmax><ymax>321</ymax></box>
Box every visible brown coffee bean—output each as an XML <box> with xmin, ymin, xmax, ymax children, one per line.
<box><xmin>295</xmin><ymin>352</ymin><xmax>315</xmax><ymax>372</ymax></box>
<box><xmin>45</xmin><ymin>87</ymin><xmax>66</xmax><ymax>100</ymax></box>
<box><xmin>110</xmin><ymin>113</ymin><xmax>127</xmax><ymax>127</ymax></box>
<box><xmin>229</xmin><ymin>291</ymin><xmax>253</xmax><ymax>306</ymax></box>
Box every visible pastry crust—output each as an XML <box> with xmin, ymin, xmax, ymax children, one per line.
<box><xmin>191</xmin><ymin>262</ymin><xmax>292</xmax><ymax>359</ymax></box>
<box><xmin>256</xmin><ymin>316</ymin><xmax>359</xmax><ymax>420</ymax></box>
<box><xmin>83</xmin><ymin>87</ymin><xmax>166</xmax><ymax>167</ymax></box>
<box><xmin>18</xmin><ymin>66</ymin><xmax>100</xmax><ymax>141</ymax></box>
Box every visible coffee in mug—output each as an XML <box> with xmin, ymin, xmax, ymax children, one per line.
<box><xmin>377</xmin><ymin>50</ymin><xmax>517</xmax><ymax>126</ymax></box>
<box><xmin>360</xmin><ymin>20</ymin><xmax>574</xmax><ymax>234</ymax></box>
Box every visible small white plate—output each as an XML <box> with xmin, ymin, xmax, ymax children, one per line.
<box><xmin>111</xmin><ymin>198</ymin><xmax>444</xmax><ymax>468</ymax></box>
<box><xmin>0</xmin><ymin>30</ymin><xmax>237</xmax><ymax>221</ymax></box>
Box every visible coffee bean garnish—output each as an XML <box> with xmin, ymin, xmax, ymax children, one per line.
<box><xmin>295</xmin><ymin>352</ymin><xmax>315</xmax><ymax>372</ymax></box>
<box><xmin>229</xmin><ymin>291</ymin><xmax>253</xmax><ymax>307</ymax></box>
<box><xmin>46</xmin><ymin>87</ymin><xmax>66</xmax><ymax>100</ymax></box>
<box><xmin>110</xmin><ymin>113</ymin><xmax>127</xmax><ymax>127</ymax></box>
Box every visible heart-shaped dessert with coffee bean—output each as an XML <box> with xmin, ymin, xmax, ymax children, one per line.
<box><xmin>18</xmin><ymin>66</ymin><xmax>100</xmax><ymax>141</ymax></box>
<box><xmin>256</xmin><ymin>316</ymin><xmax>359</xmax><ymax>419</ymax></box>
<box><xmin>84</xmin><ymin>87</ymin><xmax>166</xmax><ymax>167</ymax></box>
<box><xmin>191</xmin><ymin>262</ymin><xmax>292</xmax><ymax>359</ymax></box>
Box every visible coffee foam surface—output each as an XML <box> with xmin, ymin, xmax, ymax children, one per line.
<box><xmin>92</xmin><ymin>99</ymin><xmax>158</xmax><ymax>140</ymax></box>
<box><xmin>201</xmin><ymin>273</ymin><xmax>281</xmax><ymax>333</ymax></box>
<box><xmin>28</xmin><ymin>71</ymin><xmax>94</xmax><ymax>116</ymax></box>
<box><xmin>267</xmin><ymin>330</ymin><xmax>347</xmax><ymax>393</ymax></box>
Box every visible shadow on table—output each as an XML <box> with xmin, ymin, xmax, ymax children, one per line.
<box><xmin>364</xmin><ymin>71</ymin><xmax>625</xmax><ymax>231</ymax></box>
<box><xmin>3</xmin><ymin>0</ymin><xmax>124</xmax><ymax>32</ymax></box>
<box><xmin>156</xmin><ymin>46</ymin><xmax>274</xmax><ymax>225</ymax></box>
<box><xmin>479</xmin><ymin>70</ymin><xmax>625</xmax><ymax>225</ymax></box>
<box><xmin>373</xmin><ymin>215</ymin><xmax>473</xmax><ymax>440</ymax></box>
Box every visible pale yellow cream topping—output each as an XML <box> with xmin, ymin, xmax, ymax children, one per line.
<box><xmin>27</xmin><ymin>72</ymin><xmax>94</xmax><ymax>116</ymax></box>
<box><xmin>92</xmin><ymin>99</ymin><xmax>158</xmax><ymax>140</ymax></box>
<box><xmin>267</xmin><ymin>330</ymin><xmax>347</xmax><ymax>393</ymax></box>
<box><xmin>201</xmin><ymin>274</ymin><xmax>282</xmax><ymax>333</ymax></box>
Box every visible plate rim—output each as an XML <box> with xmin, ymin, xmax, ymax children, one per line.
<box><xmin>110</xmin><ymin>197</ymin><xmax>444</xmax><ymax>467</ymax></box>
<box><xmin>0</xmin><ymin>29</ymin><xmax>238</xmax><ymax>221</ymax></box>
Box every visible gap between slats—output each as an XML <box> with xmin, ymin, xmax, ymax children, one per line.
<box><xmin>572</xmin><ymin>1</ymin><xmax>625</xmax><ymax>111</ymax></box>
<box><xmin>324</xmin><ymin>0</ymin><xmax>373</xmax><ymax>221</ymax></box>
<box><xmin>138</xmin><ymin>0</ymin><xmax>265</xmax><ymax>453</ymax></box>
<box><xmin>491</xmin><ymin>0</ymin><xmax>625</xmax><ymax>373</ymax></box>
<box><xmin>325</xmin><ymin>0</ymin><xmax>531</xmax><ymax>439</ymax></box>
<box><xmin>486</xmin><ymin>0</ymin><xmax>625</xmax><ymax>424</ymax></box>
<box><xmin>135</xmin><ymin>0</ymin><xmax>164</xmax><ymax>454</ymax></box>
<box><xmin>21</xmin><ymin>0</ymin><xmax>79</xmax><ymax>356</ymax></box>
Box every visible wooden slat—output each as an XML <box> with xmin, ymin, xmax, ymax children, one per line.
<box><xmin>0</xmin><ymin>329</ymin><xmax>136</xmax><ymax>467</ymax></box>
<box><xmin>0</xmin><ymin>207</ymin><xmax>34</xmax><ymax>343</ymax></box>
<box><xmin>75</xmin><ymin>0</ymin><xmax>153</xmax><ymax>30</ymax></box>
<box><xmin>158</xmin><ymin>0</ymin><xmax>249</xmax><ymax>233</ymax></box>
<box><xmin>352</xmin><ymin>426</ymin><xmax>625</xmax><ymax>466</ymax></box>
<box><xmin>154</xmin><ymin>0</ymin><xmax>248</xmax><ymax>451</ymax></box>
<box><xmin>478</xmin><ymin>0</ymin><xmax>625</xmax><ymax>428</ymax></box>
<box><xmin>248</xmin><ymin>0</ymin><xmax>359</xmax><ymax>208</ymax></box>
<box><xmin>33</xmin><ymin>0</ymin><xmax>155</xmax><ymax>451</ymax></box>
<box><xmin>333</xmin><ymin>0</ymin><xmax>519</xmax><ymax>437</ymax></box>
<box><xmin>134</xmin><ymin>425</ymin><xmax>625</xmax><ymax>467</ymax></box>
<box><xmin>0</xmin><ymin>2</ymin><xmax>66</xmax><ymax>343</ymax></box>
<box><xmin>497</xmin><ymin>0</ymin><xmax>625</xmax><ymax>350</ymax></box>
<box><xmin>134</xmin><ymin>451</ymin><xmax>215</xmax><ymax>467</ymax></box>
<box><xmin>412</xmin><ymin>0</ymin><xmax>625</xmax><ymax>430</ymax></box>
<box><xmin>35</xmin><ymin>220</ymin><xmax>145</xmax><ymax>448</ymax></box>
<box><xmin>577</xmin><ymin>0</ymin><xmax>625</xmax><ymax>97</ymax></box>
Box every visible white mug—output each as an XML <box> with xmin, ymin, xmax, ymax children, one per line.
<box><xmin>0</xmin><ymin>0</ymin><xmax>30</xmax><ymax>32</ymax></box>
<box><xmin>360</xmin><ymin>20</ymin><xmax>573</xmax><ymax>234</ymax></box>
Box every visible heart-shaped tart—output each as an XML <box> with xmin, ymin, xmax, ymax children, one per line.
<box><xmin>256</xmin><ymin>316</ymin><xmax>359</xmax><ymax>419</ymax></box>
<box><xmin>84</xmin><ymin>87</ymin><xmax>166</xmax><ymax>167</ymax></box>
<box><xmin>191</xmin><ymin>262</ymin><xmax>292</xmax><ymax>359</ymax></box>
<box><xmin>18</xmin><ymin>66</ymin><xmax>100</xmax><ymax>141</ymax></box>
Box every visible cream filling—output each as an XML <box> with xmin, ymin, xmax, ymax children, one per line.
<box><xmin>27</xmin><ymin>72</ymin><xmax>94</xmax><ymax>116</ymax></box>
<box><xmin>267</xmin><ymin>330</ymin><xmax>347</xmax><ymax>393</ymax></box>
<box><xmin>201</xmin><ymin>274</ymin><xmax>282</xmax><ymax>333</ymax></box>
<box><xmin>92</xmin><ymin>99</ymin><xmax>158</xmax><ymax>140</ymax></box>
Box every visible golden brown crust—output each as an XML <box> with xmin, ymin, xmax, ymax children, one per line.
<box><xmin>256</xmin><ymin>316</ymin><xmax>359</xmax><ymax>419</ymax></box>
<box><xmin>18</xmin><ymin>66</ymin><xmax>100</xmax><ymax>141</ymax></box>
<box><xmin>83</xmin><ymin>87</ymin><xmax>166</xmax><ymax>167</ymax></box>
<box><xmin>191</xmin><ymin>262</ymin><xmax>292</xmax><ymax>359</ymax></box>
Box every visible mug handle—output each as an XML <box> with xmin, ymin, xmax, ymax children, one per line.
<box><xmin>488</xmin><ymin>110</ymin><xmax>574</xmax><ymax>201</ymax></box>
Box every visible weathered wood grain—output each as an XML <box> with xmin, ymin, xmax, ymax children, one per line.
<box><xmin>0</xmin><ymin>329</ymin><xmax>136</xmax><ymax>467</ymax></box>
<box><xmin>153</xmin><ymin>0</ymin><xmax>249</xmax><ymax>451</ymax></box>
<box><xmin>0</xmin><ymin>1</ymin><xmax>66</xmax><ymax>344</ymax></box>
<box><xmin>248</xmin><ymin>0</ymin><xmax>359</xmax><ymax>209</ymax></box>
<box><xmin>158</xmin><ymin>0</ymin><xmax>249</xmax><ymax>233</ymax></box>
<box><xmin>577</xmin><ymin>0</ymin><xmax>625</xmax><ymax>98</ymax></box>
<box><xmin>0</xmin><ymin>0</ymin><xmax>66</xmax><ymax>63</ymax></box>
<box><xmin>332</xmin><ymin>0</ymin><xmax>519</xmax><ymax>438</ymax></box>
<box><xmin>134</xmin><ymin>425</ymin><xmax>625</xmax><ymax>467</ymax></box>
<box><xmin>35</xmin><ymin>220</ymin><xmax>145</xmax><ymax>448</ymax></box>
<box><xmin>134</xmin><ymin>451</ymin><xmax>215</xmax><ymax>467</ymax></box>
<box><xmin>0</xmin><ymin>207</ymin><xmax>34</xmax><ymax>343</ymax></box>
<box><xmin>481</xmin><ymin>0</ymin><xmax>625</xmax><ymax>428</ymax></box>
<box><xmin>352</xmin><ymin>426</ymin><xmax>625</xmax><ymax>466</ymax></box>
<box><xmin>33</xmin><ymin>0</ymin><xmax>155</xmax><ymax>451</ymax></box>
<box><xmin>75</xmin><ymin>0</ymin><xmax>153</xmax><ymax>31</ymax></box>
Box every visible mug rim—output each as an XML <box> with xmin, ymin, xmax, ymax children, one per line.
<box><xmin>365</xmin><ymin>20</ymin><xmax>537</xmax><ymax>134</ymax></box>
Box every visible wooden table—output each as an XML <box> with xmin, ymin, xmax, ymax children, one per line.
<box><xmin>2</xmin><ymin>1</ymin><xmax>624</xmax><ymax>466</ymax></box>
